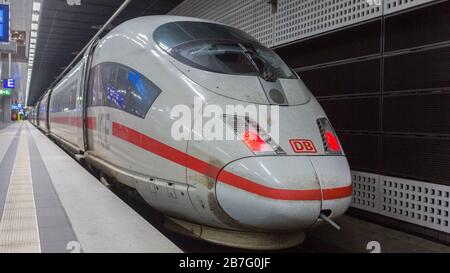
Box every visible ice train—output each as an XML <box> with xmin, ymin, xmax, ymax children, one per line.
<box><xmin>31</xmin><ymin>16</ymin><xmax>352</xmax><ymax>249</ymax></box>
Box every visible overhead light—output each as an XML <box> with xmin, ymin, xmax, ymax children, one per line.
<box><xmin>33</xmin><ymin>2</ymin><xmax>41</xmax><ymax>12</ymax></box>
<box><xmin>27</xmin><ymin>1</ymin><xmax>43</xmax><ymax>106</ymax></box>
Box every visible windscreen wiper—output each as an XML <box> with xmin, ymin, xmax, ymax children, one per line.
<box><xmin>239</xmin><ymin>43</ymin><xmax>277</xmax><ymax>82</ymax></box>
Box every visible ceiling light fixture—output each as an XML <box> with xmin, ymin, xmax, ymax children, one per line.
<box><xmin>26</xmin><ymin>0</ymin><xmax>42</xmax><ymax>107</ymax></box>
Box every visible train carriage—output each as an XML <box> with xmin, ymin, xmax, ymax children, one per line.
<box><xmin>33</xmin><ymin>16</ymin><xmax>352</xmax><ymax>249</ymax></box>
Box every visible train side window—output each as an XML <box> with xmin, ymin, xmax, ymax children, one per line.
<box><xmin>108</xmin><ymin>65</ymin><xmax>129</xmax><ymax>111</ymax></box>
<box><xmin>61</xmin><ymin>80</ymin><xmax>77</xmax><ymax>111</ymax></box>
<box><xmin>89</xmin><ymin>62</ymin><xmax>161</xmax><ymax>118</ymax></box>
<box><xmin>88</xmin><ymin>65</ymin><xmax>106</xmax><ymax>107</ymax></box>
<box><xmin>68</xmin><ymin>80</ymin><xmax>78</xmax><ymax>110</ymax></box>
<box><xmin>88</xmin><ymin>66</ymin><xmax>96</xmax><ymax>106</ymax></box>
<box><xmin>126</xmin><ymin>69</ymin><xmax>161</xmax><ymax>118</ymax></box>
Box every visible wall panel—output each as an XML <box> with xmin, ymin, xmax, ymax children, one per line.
<box><xmin>381</xmin><ymin>136</ymin><xmax>450</xmax><ymax>185</ymax></box>
<box><xmin>385</xmin><ymin>0</ymin><xmax>450</xmax><ymax>51</ymax></box>
<box><xmin>383</xmin><ymin>93</ymin><xmax>450</xmax><ymax>135</ymax></box>
<box><xmin>219</xmin><ymin>1</ymin><xmax>274</xmax><ymax>46</ymax></box>
<box><xmin>300</xmin><ymin>59</ymin><xmax>381</xmax><ymax>97</ymax></box>
<box><xmin>384</xmin><ymin>0</ymin><xmax>436</xmax><ymax>14</ymax></box>
<box><xmin>320</xmin><ymin>97</ymin><xmax>380</xmax><ymax>131</ymax></box>
<box><xmin>339</xmin><ymin>133</ymin><xmax>380</xmax><ymax>172</ymax></box>
<box><xmin>275</xmin><ymin>0</ymin><xmax>382</xmax><ymax>45</ymax></box>
<box><xmin>384</xmin><ymin>47</ymin><xmax>450</xmax><ymax>92</ymax></box>
<box><xmin>275</xmin><ymin>20</ymin><xmax>381</xmax><ymax>68</ymax></box>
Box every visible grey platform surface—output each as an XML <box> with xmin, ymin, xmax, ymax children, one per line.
<box><xmin>0</xmin><ymin>122</ymin><xmax>181</xmax><ymax>253</ymax></box>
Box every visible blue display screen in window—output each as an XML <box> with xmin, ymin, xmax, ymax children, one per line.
<box><xmin>0</xmin><ymin>5</ymin><xmax>9</xmax><ymax>42</ymax></box>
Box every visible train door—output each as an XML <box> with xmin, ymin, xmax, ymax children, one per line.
<box><xmin>80</xmin><ymin>42</ymin><xmax>97</xmax><ymax>153</ymax></box>
<box><xmin>87</xmin><ymin>63</ymin><xmax>116</xmax><ymax>161</ymax></box>
<box><xmin>74</xmin><ymin>58</ymin><xmax>87</xmax><ymax>150</ymax></box>
<box><xmin>39</xmin><ymin>94</ymin><xmax>49</xmax><ymax>132</ymax></box>
<box><xmin>36</xmin><ymin>101</ymin><xmax>40</xmax><ymax>127</ymax></box>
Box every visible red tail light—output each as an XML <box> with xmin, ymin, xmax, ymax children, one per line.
<box><xmin>241</xmin><ymin>129</ymin><xmax>272</xmax><ymax>153</ymax></box>
<box><xmin>317</xmin><ymin>118</ymin><xmax>342</xmax><ymax>154</ymax></box>
<box><xmin>325</xmin><ymin>131</ymin><xmax>341</xmax><ymax>152</ymax></box>
<box><xmin>223</xmin><ymin>115</ymin><xmax>285</xmax><ymax>155</ymax></box>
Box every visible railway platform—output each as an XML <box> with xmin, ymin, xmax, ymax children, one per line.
<box><xmin>0</xmin><ymin>122</ymin><xmax>181</xmax><ymax>253</ymax></box>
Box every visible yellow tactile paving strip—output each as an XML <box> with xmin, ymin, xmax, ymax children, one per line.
<box><xmin>0</xmin><ymin>131</ymin><xmax>41</xmax><ymax>253</ymax></box>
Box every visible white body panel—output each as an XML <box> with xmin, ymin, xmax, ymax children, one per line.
<box><xmin>216</xmin><ymin>156</ymin><xmax>322</xmax><ymax>230</ymax></box>
<box><xmin>309</xmin><ymin>156</ymin><xmax>353</xmax><ymax>219</ymax></box>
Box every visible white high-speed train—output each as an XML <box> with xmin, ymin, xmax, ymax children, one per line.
<box><xmin>31</xmin><ymin>16</ymin><xmax>352</xmax><ymax>250</ymax></box>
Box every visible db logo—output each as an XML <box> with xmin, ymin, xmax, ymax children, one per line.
<box><xmin>289</xmin><ymin>139</ymin><xmax>317</xmax><ymax>153</ymax></box>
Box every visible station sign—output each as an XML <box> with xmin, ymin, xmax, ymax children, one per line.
<box><xmin>0</xmin><ymin>89</ymin><xmax>11</xmax><ymax>96</ymax></box>
<box><xmin>11</xmin><ymin>103</ymin><xmax>23</xmax><ymax>110</ymax></box>
<box><xmin>3</xmin><ymin>79</ymin><xmax>14</xmax><ymax>89</ymax></box>
<box><xmin>0</xmin><ymin>4</ymin><xmax>9</xmax><ymax>43</ymax></box>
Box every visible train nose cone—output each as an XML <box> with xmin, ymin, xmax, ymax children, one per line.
<box><xmin>215</xmin><ymin>156</ymin><xmax>352</xmax><ymax>231</ymax></box>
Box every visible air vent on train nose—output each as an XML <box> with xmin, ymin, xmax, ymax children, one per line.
<box><xmin>317</xmin><ymin>118</ymin><xmax>342</xmax><ymax>155</ymax></box>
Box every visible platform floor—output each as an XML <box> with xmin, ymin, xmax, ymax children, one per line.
<box><xmin>299</xmin><ymin>215</ymin><xmax>450</xmax><ymax>253</ymax></box>
<box><xmin>0</xmin><ymin>122</ymin><xmax>181</xmax><ymax>253</ymax></box>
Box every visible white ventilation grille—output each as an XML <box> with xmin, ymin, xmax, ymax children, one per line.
<box><xmin>220</xmin><ymin>1</ymin><xmax>274</xmax><ymax>46</ymax></box>
<box><xmin>274</xmin><ymin>0</ymin><xmax>382</xmax><ymax>45</ymax></box>
<box><xmin>351</xmin><ymin>171</ymin><xmax>379</xmax><ymax>213</ymax></box>
<box><xmin>169</xmin><ymin>0</ymin><xmax>274</xmax><ymax>46</ymax></box>
<box><xmin>379</xmin><ymin>176</ymin><xmax>450</xmax><ymax>233</ymax></box>
<box><xmin>351</xmin><ymin>171</ymin><xmax>450</xmax><ymax>233</ymax></box>
<box><xmin>384</xmin><ymin>0</ymin><xmax>435</xmax><ymax>14</ymax></box>
<box><xmin>169</xmin><ymin>0</ymin><xmax>251</xmax><ymax>21</ymax></box>
<box><xmin>169</xmin><ymin>0</ymin><xmax>440</xmax><ymax>46</ymax></box>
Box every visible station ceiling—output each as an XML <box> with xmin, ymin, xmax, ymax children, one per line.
<box><xmin>27</xmin><ymin>0</ymin><xmax>183</xmax><ymax>106</ymax></box>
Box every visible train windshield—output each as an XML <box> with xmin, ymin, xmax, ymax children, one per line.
<box><xmin>154</xmin><ymin>21</ymin><xmax>297</xmax><ymax>81</ymax></box>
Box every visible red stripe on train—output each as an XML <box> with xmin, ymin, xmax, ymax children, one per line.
<box><xmin>50</xmin><ymin>116</ymin><xmax>96</xmax><ymax>130</ymax></box>
<box><xmin>86</xmin><ymin>117</ymin><xmax>96</xmax><ymax>129</ymax></box>
<box><xmin>111</xmin><ymin>122</ymin><xmax>352</xmax><ymax>201</ymax></box>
